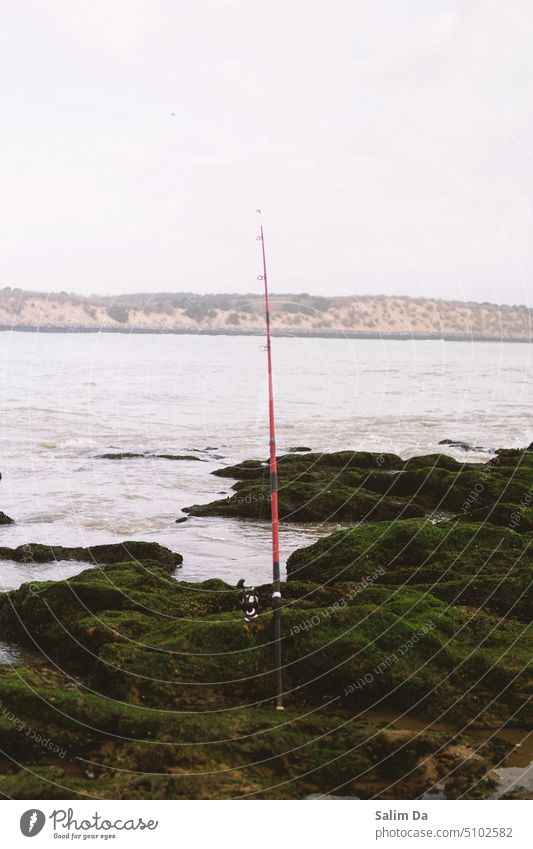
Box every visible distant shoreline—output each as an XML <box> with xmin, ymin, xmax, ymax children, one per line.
<box><xmin>1</xmin><ymin>290</ymin><xmax>531</xmax><ymax>341</ymax></box>
<box><xmin>0</xmin><ymin>325</ymin><xmax>530</xmax><ymax>343</ymax></box>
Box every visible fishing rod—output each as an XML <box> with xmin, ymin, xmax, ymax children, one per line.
<box><xmin>257</xmin><ymin>213</ymin><xmax>284</xmax><ymax>711</ymax></box>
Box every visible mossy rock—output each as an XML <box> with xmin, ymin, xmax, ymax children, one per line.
<box><xmin>33</xmin><ymin>592</ymin><xmax>533</xmax><ymax>723</ymax></box>
<box><xmin>286</xmin><ymin>518</ymin><xmax>530</xmax><ymax>586</ymax></box>
<box><xmin>0</xmin><ymin>561</ymin><xmax>237</xmax><ymax>668</ymax></box>
<box><xmin>2</xmin><ymin>558</ymin><xmax>529</xmax><ymax>726</ymax></box>
<box><xmin>0</xmin><ymin>557</ymin><xmax>527</xmax><ymax>800</ymax></box>
<box><xmin>492</xmin><ymin>448</ymin><xmax>533</xmax><ymax>468</ymax></box>
<box><xmin>98</xmin><ymin>452</ymin><xmax>203</xmax><ymax>461</ymax></box>
<box><xmin>402</xmin><ymin>453</ymin><xmax>468</xmax><ymax>472</ymax></box>
<box><xmin>0</xmin><ymin>540</ymin><xmax>182</xmax><ymax>570</ymax></box>
<box><xmin>199</xmin><ymin>448</ymin><xmax>533</xmax><ymax>521</ymax></box>
<box><xmin>360</xmin><ymin>467</ymin><xmax>483</xmax><ymax>510</ymax></box>
<box><xmin>412</xmin><ymin>573</ymin><xmax>531</xmax><ymax>623</ymax></box>
<box><xmin>456</xmin><ymin>502</ymin><xmax>533</xmax><ymax>532</ymax></box>
<box><xmin>213</xmin><ymin>459</ymin><xmax>267</xmax><ymax>479</ymax></box>
<box><xmin>363</xmin><ymin>466</ymin><xmax>532</xmax><ymax>513</ymax></box>
<box><xmin>184</xmin><ymin>479</ymin><xmax>424</xmax><ymax>523</ymax></box>
<box><xmin>0</xmin><ymin>665</ymin><xmax>507</xmax><ymax>799</ymax></box>
<box><xmin>213</xmin><ymin>452</ymin><xmax>405</xmax><ymax>482</ymax></box>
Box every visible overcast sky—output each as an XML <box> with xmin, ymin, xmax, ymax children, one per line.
<box><xmin>1</xmin><ymin>1</ymin><xmax>532</xmax><ymax>305</ymax></box>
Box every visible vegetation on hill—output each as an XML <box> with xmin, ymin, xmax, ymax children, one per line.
<box><xmin>0</xmin><ymin>287</ymin><xmax>530</xmax><ymax>339</ymax></box>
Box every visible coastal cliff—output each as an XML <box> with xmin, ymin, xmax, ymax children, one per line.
<box><xmin>0</xmin><ymin>289</ymin><xmax>531</xmax><ymax>341</ymax></box>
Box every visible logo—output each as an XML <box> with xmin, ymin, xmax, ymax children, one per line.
<box><xmin>20</xmin><ymin>809</ymin><xmax>46</xmax><ymax>837</ymax></box>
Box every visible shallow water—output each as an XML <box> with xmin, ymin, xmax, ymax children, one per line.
<box><xmin>493</xmin><ymin>762</ymin><xmax>533</xmax><ymax>797</ymax></box>
<box><xmin>0</xmin><ymin>640</ymin><xmax>43</xmax><ymax>665</ymax></box>
<box><xmin>0</xmin><ymin>332</ymin><xmax>530</xmax><ymax>589</ymax></box>
<box><xmin>365</xmin><ymin>710</ymin><xmax>533</xmax><ymax>799</ymax></box>
<box><xmin>0</xmin><ymin>559</ymin><xmax>92</xmax><ymax>594</ymax></box>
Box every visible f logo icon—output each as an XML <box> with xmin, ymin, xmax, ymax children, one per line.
<box><xmin>20</xmin><ymin>810</ymin><xmax>45</xmax><ymax>837</ymax></box>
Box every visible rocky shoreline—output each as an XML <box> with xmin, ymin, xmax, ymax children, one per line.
<box><xmin>0</xmin><ymin>444</ymin><xmax>531</xmax><ymax>799</ymax></box>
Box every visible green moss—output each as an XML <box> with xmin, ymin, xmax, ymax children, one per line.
<box><xmin>0</xmin><ymin>665</ymin><xmax>511</xmax><ymax>799</ymax></box>
<box><xmin>185</xmin><ymin>479</ymin><xmax>424</xmax><ymax>522</ymax></box>
<box><xmin>0</xmin><ymin>540</ymin><xmax>182</xmax><ymax>569</ymax></box>
<box><xmin>286</xmin><ymin>519</ymin><xmax>529</xmax><ymax>585</ymax></box>
<box><xmin>402</xmin><ymin>453</ymin><xmax>466</xmax><ymax>472</ymax></box>
<box><xmin>0</xmin><ymin>443</ymin><xmax>530</xmax><ymax>800</ymax></box>
<box><xmin>492</xmin><ymin>448</ymin><xmax>533</xmax><ymax>468</ymax></box>
<box><xmin>3</xmin><ymin>564</ymin><xmax>530</xmax><ymax>728</ymax></box>
<box><xmin>197</xmin><ymin>449</ymin><xmax>533</xmax><ymax>520</ymax></box>
<box><xmin>456</xmin><ymin>502</ymin><xmax>533</xmax><ymax>532</ymax></box>
<box><xmin>214</xmin><ymin>452</ymin><xmax>404</xmax><ymax>482</ymax></box>
<box><xmin>0</xmin><ymin>565</ymin><xmax>238</xmax><ymax>670</ymax></box>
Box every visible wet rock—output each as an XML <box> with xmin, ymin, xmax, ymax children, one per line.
<box><xmin>402</xmin><ymin>453</ymin><xmax>466</xmax><ymax>471</ymax></box>
<box><xmin>98</xmin><ymin>452</ymin><xmax>203</xmax><ymax>461</ymax></box>
<box><xmin>0</xmin><ymin>661</ymin><xmax>509</xmax><ymax>799</ymax></box>
<box><xmin>456</xmin><ymin>501</ymin><xmax>533</xmax><ymax>532</ymax></box>
<box><xmin>194</xmin><ymin>445</ymin><xmax>533</xmax><ymax>521</ymax></box>
<box><xmin>286</xmin><ymin>518</ymin><xmax>529</xmax><ymax>585</ymax></box>
<box><xmin>0</xmin><ymin>540</ymin><xmax>182</xmax><ymax>569</ymax></box>
<box><xmin>0</xmin><ymin>526</ymin><xmax>527</xmax><ymax>800</ymax></box>
<box><xmin>438</xmin><ymin>439</ymin><xmax>487</xmax><ymax>452</ymax></box>
<box><xmin>184</xmin><ymin>480</ymin><xmax>424</xmax><ymax>523</ymax></box>
<box><xmin>98</xmin><ymin>452</ymin><xmax>146</xmax><ymax>459</ymax></box>
<box><xmin>191</xmin><ymin>451</ymin><xmax>424</xmax><ymax>522</ymax></box>
<box><xmin>0</xmin><ymin>512</ymin><xmax>13</xmax><ymax>525</ymax></box>
<box><xmin>0</xmin><ymin>566</ymin><xmax>234</xmax><ymax>668</ymax></box>
<box><xmin>286</xmin><ymin>517</ymin><xmax>532</xmax><ymax>623</ymax></box>
<box><xmin>1</xmin><ymin>552</ymin><xmax>530</xmax><ymax>729</ymax></box>
<box><xmin>213</xmin><ymin>451</ymin><xmax>405</xmax><ymax>481</ymax></box>
<box><xmin>492</xmin><ymin>448</ymin><xmax>533</xmax><ymax>464</ymax></box>
<box><xmin>175</xmin><ymin>516</ymin><xmax>188</xmax><ymax>524</ymax></box>
<box><xmin>0</xmin><ymin>443</ymin><xmax>529</xmax><ymax>800</ymax></box>
<box><xmin>212</xmin><ymin>459</ymin><xmax>266</xmax><ymax>479</ymax></box>
<box><xmin>361</xmin><ymin>456</ymin><xmax>531</xmax><ymax>514</ymax></box>
<box><xmin>287</xmin><ymin>446</ymin><xmax>311</xmax><ymax>452</ymax></box>
<box><xmin>158</xmin><ymin>454</ymin><xmax>204</xmax><ymax>461</ymax></box>
<box><xmin>190</xmin><ymin>446</ymin><xmax>533</xmax><ymax>521</ymax></box>
<box><xmin>443</xmin><ymin>756</ymin><xmax>499</xmax><ymax>799</ymax></box>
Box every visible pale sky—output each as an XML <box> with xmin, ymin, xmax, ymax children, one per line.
<box><xmin>1</xmin><ymin>0</ymin><xmax>533</xmax><ymax>305</ymax></box>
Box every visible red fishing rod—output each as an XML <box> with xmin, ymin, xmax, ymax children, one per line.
<box><xmin>258</xmin><ymin>215</ymin><xmax>284</xmax><ymax>710</ymax></box>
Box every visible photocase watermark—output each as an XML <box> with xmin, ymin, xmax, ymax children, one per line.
<box><xmin>20</xmin><ymin>543</ymin><xmax>36</xmax><ymax>563</ymax></box>
<box><xmin>508</xmin><ymin>481</ymin><xmax>533</xmax><ymax>529</ymax></box>
<box><xmin>289</xmin><ymin>566</ymin><xmax>386</xmax><ymax>636</ymax></box>
<box><xmin>459</xmin><ymin>457</ymin><xmax>499</xmax><ymax>513</ymax></box>
<box><xmin>28</xmin><ymin>580</ymin><xmax>48</xmax><ymax>596</ymax></box>
<box><xmin>460</xmin><ymin>481</ymin><xmax>486</xmax><ymax>513</ymax></box>
<box><xmin>227</xmin><ymin>491</ymin><xmax>270</xmax><ymax>506</ymax></box>
<box><xmin>20</xmin><ymin>809</ymin><xmax>46</xmax><ymax>837</ymax></box>
<box><xmin>19</xmin><ymin>807</ymin><xmax>159</xmax><ymax>838</ymax></box>
<box><xmin>0</xmin><ymin>697</ymin><xmax>66</xmax><ymax>759</ymax></box>
<box><xmin>342</xmin><ymin>621</ymin><xmax>436</xmax><ymax>695</ymax></box>
<box><xmin>50</xmin><ymin>807</ymin><xmax>158</xmax><ymax>834</ymax></box>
